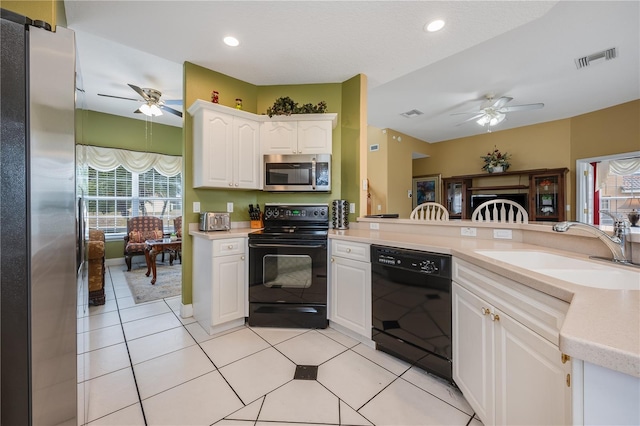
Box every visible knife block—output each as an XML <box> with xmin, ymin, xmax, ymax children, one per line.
<box><xmin>250</xmin><ymin>214</ymin><xmax>263</xmax><ymax>229</ymax></box>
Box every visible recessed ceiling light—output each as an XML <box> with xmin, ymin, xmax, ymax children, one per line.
<box><xmin>425</xmin><ymin>19</ymin><xmax>445</xmax><ymax>32</ymax></box>
<box><xmin>223</xmin><ymin>36</ymin><xmax>239</xmax><ymax>47</ymax></box>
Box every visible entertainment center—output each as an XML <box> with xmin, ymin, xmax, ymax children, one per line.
<box><xmin>442</xmin><ymin>168</ymin><xmax>569</xmax><ymax>222</ymax></box>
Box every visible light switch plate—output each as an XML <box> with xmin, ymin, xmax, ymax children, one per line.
<box><xmin>369</xmin><ymin>222</ymin><xmax>380</xmax><ymax>230</ymax></box>
<box><xmin>349</xmin><ymin>203</ymin><xmax>355</xmax><ymax>213</ymax></box>
<box><xmin>227</xmin><ymin>202</ymin><xmax>234</xmax><ymax>213</ymax></box>
<box><xmin>493</xmin><ymin>229</ymin><xmax>513</xmax><ymax>239</ymax></box>
<box><xmin>193</xmin><ymin>202</ymin><xmax>200</xmax><ymax>213</ymax></box>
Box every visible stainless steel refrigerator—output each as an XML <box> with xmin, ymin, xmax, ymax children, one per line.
<box><xmin>1</xmin><ymin>9</ymin><xmax>77</xmax><ymax>426</ymax></box>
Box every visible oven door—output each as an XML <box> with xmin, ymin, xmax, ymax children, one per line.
<box><xmin>248</xmin><ymin>237</ymin><xmax>328</xmax><ymax>327</ymax></box>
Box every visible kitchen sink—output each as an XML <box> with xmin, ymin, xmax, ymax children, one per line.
<box><xmin>474</xmin><ymin>250</ymin><xmax>640</xmax><ymax>291</ymax></box>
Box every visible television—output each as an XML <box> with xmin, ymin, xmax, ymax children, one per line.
<box><xmin>470</xmin><ymin>194</ymin><xmax>528</xmax><ymax>213</ymax></box>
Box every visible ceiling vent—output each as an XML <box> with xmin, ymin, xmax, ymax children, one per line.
<box><xmin>400</xmin><ymin>109</ymin><xmax>424</xmax><ymax>118</ymax></box>
<box><xmin>575</xmin><ymin>47</ymin><xmax>617</xmax><ymax>69</ymax></box>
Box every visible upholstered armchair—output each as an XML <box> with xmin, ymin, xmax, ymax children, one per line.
<box><xmin>124</xmin><ymin>216</ymin><xmax>163</xmax><ymax>271</ymax></box>
<box><xmin>88</xmin><ymin>229</ymin><xmax>106</xmax><ymax>305</ymax></box>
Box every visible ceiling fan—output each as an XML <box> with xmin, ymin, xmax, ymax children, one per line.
<box><xmin>98</xmin><ymin>84</ymin><xmax>182</xmax><ymax>118</ymax></box>
<box><xmin>452</xmin><ymin>95</ymin><xmax>543</xmax><ymax>128</ymax></box>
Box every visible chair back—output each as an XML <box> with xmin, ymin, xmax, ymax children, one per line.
<box><xmin>174</xmin><ymin>216</ymin><xmax>182</xmax><ymax>237</ymax></box>
<box><xmin>471</xmin><ymin>199</ymin><xmax>529</xmax><ymax>224</ymax></box>
<box><xmin>410</xmin><ymin>202</ymin><xmax>449</xmax><ymax>221</ymax></box>
<box><xmin>127</xmin><ymin>216</ymin><xmax>163</xmax><ymax>233</ymax></box>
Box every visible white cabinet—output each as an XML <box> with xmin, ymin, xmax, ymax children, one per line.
<box><xmin>452</xmin><ymin>259</ymin><xmax>571</xmax><ymax>426</ymax></box>
<box><xmin>329</xmin><ymin>240</ymin><xmax>371</xmax><ymax>340</ymax></box>
<box><xmin>261</xmin><ymin>115</ymin><xmax>336</xmax><ymax>155</ymax></box>
<box><xmin>193</xmin><ymin>237</ymin><xmax>247</xmax><ymax>335</ymax></box>
<box><xmin>189</xmin><ymin>102</ymin><xmax>260</xmax><ymax>189</ymax></box>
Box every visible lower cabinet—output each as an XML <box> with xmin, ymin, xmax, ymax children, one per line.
<box><xmin>329</xmin><ymin>240</ymin><xmax>371</xmax><ymax>339</ymax></box>
<box><xmin>452</xmin><ymin>259</ymin><xmax>571</xmax><ymax>425</ymax></box>
<box><xmin>193</xmin><ymin>237</ymin><xmax>246</xmax><ymax>335</ymax></box>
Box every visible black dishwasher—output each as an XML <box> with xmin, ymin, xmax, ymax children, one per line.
<box><xmin>371</xmin><ymin>245</ymin><xmax>453</xmax><ymax>383</ymax></box>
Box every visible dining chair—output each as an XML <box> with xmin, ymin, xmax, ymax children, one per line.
<box><xmin>410</xmin><ymin>202</ymin><xmax>450</xmax><ymax>221</ymax></box>
<box><xmin>471</xmin><ymin>199</ymin><xmax>529</xmax><ymax>224</ymax></box>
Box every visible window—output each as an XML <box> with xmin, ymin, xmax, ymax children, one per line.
<box><xmin>597</xmin><ymin>157</ymin><xmax>640</xmax><ymax>225</ymax></box>
<box><xmin>76</xmin><ymin>146</ymin><xmax>182</xmax><ymax>238</ymax></box>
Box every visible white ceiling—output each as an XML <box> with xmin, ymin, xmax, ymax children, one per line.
<box><xmin>65</xmin><ymin>1</ymin><xmax>639</xmax><ymax>143</ymax></box>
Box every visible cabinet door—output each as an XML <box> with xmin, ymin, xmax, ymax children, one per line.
<box><xmin>530</xmin><ymin>172</ymin><xmax>565</xmax><ymax>222</ymax></box>
<box><xmin>494</xmin><ymin>308</ymin><xmax>571</xmax><ymax>426</ymax></box>
<box><xmin>330</xmin><ymin>256</ymin><xmax>371</xmax><ymax>338</ymax></box>
<box><xmin>452</xmin><ymin>282</ymin><xmax>494</xmax><ymax>425</ymax></box>
<box><xmin>233</xmin><ymin>117</ymin><xmax>260</xmax><ymax>189</ymax></box>
<box><xmin>261</xmin><ymin>121</ymin><xmax>297</xmax><ymax>154</ymax></box>
<box><xmin>297</xmin><ymin>120</ymin><xmax>332</xmax><ymax>154</ymax></box>
<box><xmin>212</xmin><ymin>254</ymin><xmax>245</xmax><ymax>326</ymax></box>
<box><xmin>195</xmin><ymin>110</ymin><xmax>233</xmax><ymax>188</ymax></box>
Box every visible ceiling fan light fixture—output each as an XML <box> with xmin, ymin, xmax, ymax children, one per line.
<box><xmin>139</xmin><ymin>103</ymin><xmax>162</xmax><ymax>117</ymax></box>
<box><xmin>476</xmin><ymin>111</ymin><xmax>505</xmax><ymax>127</ymax></box>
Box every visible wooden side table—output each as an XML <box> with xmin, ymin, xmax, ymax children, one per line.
<box><xmin>144</xmin><ymin>239</ymin><xmax>182</xmax><ymax>284</ymax></box>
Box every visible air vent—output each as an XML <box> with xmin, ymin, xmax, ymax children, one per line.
<box><xmin>400</xmin><ymin>109</ymin><xmax>424</xmax><ymax>118</ymax></box>
<box><xmin>575</xmin><ymin>47</ymin><xmax>617</xmax><ymax>69</ymax></box>
<box><xmin>370</xmin><ymin>144</ymin><xmax>380</xmax><ymax>152</ymax></box>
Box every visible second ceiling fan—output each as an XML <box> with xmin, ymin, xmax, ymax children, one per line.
<box><xmin>452</xmin><ymin>95</ymin><xmax>543</xmax><ymax>128</ymax></box>
<box><xmin>98</xmin><ymin>83</ymin><xmax>182</xmax><ymax>118</ymax></box>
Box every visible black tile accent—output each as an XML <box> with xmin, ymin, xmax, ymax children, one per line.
<box><xmin>294</xmin><ymin>365</ymin><xmax>318</xmax><ymax>380</ymax></box>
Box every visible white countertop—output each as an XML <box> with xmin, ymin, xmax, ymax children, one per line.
<box><xmin>329</xmin><ymin>228</ymin><xmax>640</xmax><ymax>378</ymax></box>
<box><xmin>189</xmin><ymin>222</ymin><xmax>639</xmax><ymax>377</ymax></box>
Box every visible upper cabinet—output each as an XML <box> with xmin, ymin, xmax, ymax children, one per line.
<box><xmin>189</xmin><ymin>101</ymin><xmax>260</xmax><ymax>189</ymax></box>
<box><xmin>261</xmin><ymin>114</ymin><xmax>337</xmax><ymax>155</ymax></box>
<box><xmin>188</xmin><ymin>100</ymin><xmax>337</xmax><ymax>189</ymax></box>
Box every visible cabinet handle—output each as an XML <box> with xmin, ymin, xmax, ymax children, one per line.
<box><xmin>491</xmin><ymin>313</ymin><xmax>500</xmax><ymax>322</ymax></box>
<box><xmin>235</xmin><ymin>183</ymin><xmax>239</xmax><ymax>187</ymax></box>
<box><xmin>481</xmin><ymin>307</ymin><xmax>490</xmax><ymax>315</ymax></box>
<box><xmin>228</xmin><ymin>182</ymin><xmax>233</xmax><ymax>186</ymax></box>
<box><xmin>293</xmin><ymin>150</ymin><xmax>297</xmax><ymax>154</ymax></box>
<box><xmin>566</xmin><ymin>373</ymin><xmax>571</xmax><ymax>387</ymax></box>
<box><xmin>228</xmin><ymin>245</ymin><xmax>233</xmax><ymax>249</ymax></box>
<box><xmin>346</xmin><ymin>248</ymin><xmax>351</xmax><ymax>253</ymax></box>
<box><xmin>241</xmin><ymin>256</ymin><xmax>245</xmax><ymax>260</ymax></box>
<box><xmin>331</xmin><ymin>257</ymin><xmax>335</xmax><ymax>262</ymax></box>
<box><xmin>561</xmin><ymin>353</ymin><xmax>571</xmax><ymax>364</ymax></box>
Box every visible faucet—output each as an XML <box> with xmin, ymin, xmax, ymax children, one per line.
<box><xmin>552</xmin><ymin>212</ymin><xmax>634</xmax><ymax>265</ymax></box>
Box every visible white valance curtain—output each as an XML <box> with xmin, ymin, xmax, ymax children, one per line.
<box><xmin>76</xmin><ymin>145</ymin><xmax>182</xmax><ymax>177</ymax></box>
<box><xmin>596</xmin><ymin>158</ymin><xmax>640</xmax><ymax>191</ymax></box>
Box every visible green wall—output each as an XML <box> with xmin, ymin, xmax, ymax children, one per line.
<box><xmin>181</xmin><ymin>62</ymin><xmax>363</xmax><ymax>304</ymax></box>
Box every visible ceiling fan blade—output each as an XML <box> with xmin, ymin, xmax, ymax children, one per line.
<box><xmin>455</xmin><ymin>113</ymin><xmax>486</xmax><ymax>126</ymax></box>
<box><xmin>163</xmin><ymin>99</ymin><xmax>183</xmax><ymax>106</ymax></box>
<box><xmin>98</xmin><ymin>93</ymin><xmax>140</xmax><ymax>102</ymax></box>
<box><xmin>499</xmin><ymin>103</ymin><xmax>544</xmax><ymax>113</ymax></box>
<box><xmin>128</xmin><ymin>84</ymin><xmax>150</xmax><ymax>101</ymax></box>
<box><xmin>451</xmin><ymin>110</ymin><xmax>483</xmax><ymax>116</ymax></box>
<box><xmin>160</xmin><ymin>105</ymin><xmax>183</xmax><ymax>117</ymax></box>
<box><xmin>492</xmin><ymin>96</ymin><xmax>513</xmax><ymax>109</ymax></box>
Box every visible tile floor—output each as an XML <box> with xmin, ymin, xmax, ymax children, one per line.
<box><xmin>77</xmin><ymin>264</ymin><xmax>483</xmax><ymax>426</ymax></box>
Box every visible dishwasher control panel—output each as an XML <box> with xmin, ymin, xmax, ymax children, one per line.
<box><xmin>371</xmin><ymin>245</ymin><xmax>451</xmax><ymax>277</ymax></box>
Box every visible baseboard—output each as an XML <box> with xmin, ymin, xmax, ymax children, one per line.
<box><xmin>180</xmin><ymin>303</ymin><xmax>193</xmax><ymax>319</ymax></box>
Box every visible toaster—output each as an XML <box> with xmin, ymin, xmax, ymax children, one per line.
<box><xmin>199</xmin><ymin>212</ymin><xmax>230</xmax><ymax>231</ymax></box>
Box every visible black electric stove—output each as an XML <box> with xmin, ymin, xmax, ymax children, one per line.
<box><xmin>248</xmin><ymin>204</ymin><xmax>329</xmax><ymax>328</ymax></box>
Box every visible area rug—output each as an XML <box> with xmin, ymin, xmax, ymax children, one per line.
<box><xmin>124</xmin><ymin>262</ymin><xmax>181</xmax><ymax>304</ymax></box>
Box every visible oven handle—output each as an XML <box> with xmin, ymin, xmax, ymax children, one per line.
<box><xmin>249</xmin><ymin>243</ymin><xmax>326</xmax><ymax>249</ymax></box>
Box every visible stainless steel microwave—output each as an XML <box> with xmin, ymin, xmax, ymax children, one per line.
<box><xmin>263</xmin><ymin>154</ymin><xmax>331</xmax><ymax>192</ymax></box>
